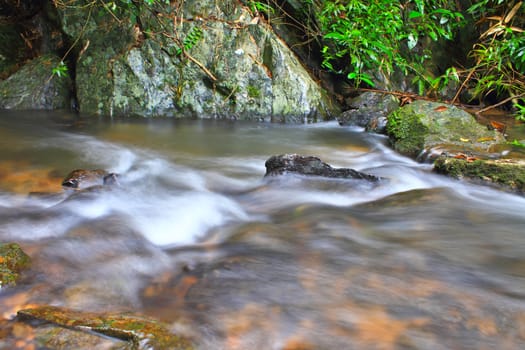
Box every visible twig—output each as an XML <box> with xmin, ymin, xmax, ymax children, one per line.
<box><xmin>184</xmin><ymin>51</ymin><xmax>217</xmax><ymax>81</ymax></box>
<box><xmin>356</xmin><ymin>88</ymin><xmax>480</xmax><ymax>108</ymax></box>
<box><xmin>452</xmin><ymin>65</ymin><xmax>477</xmax><ymax>104</ymax></box>
<box><xmin>161</xmin><ymin>32</ymin><xmax>217</xmax><ymax>82</ymax></box>
<box><xmin>46</xmin><ymin>3</ymin><xmax>94</xmax><ymax>84</ymax></box>
<box><xmin>474</xmin><ymin>92</ymin><xmax>525</xmax><ymax>115</ymax></box>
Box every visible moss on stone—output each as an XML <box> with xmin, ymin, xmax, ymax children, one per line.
<box><xmin>434</xmin><ymin>156</ymin><xmax>525</xmax><ymax>193</ymax></box>
<box><xmin>18</xmin><ymin>306</ymin><xmax>194</xmax><ymax>350</ymax></box>
<box><xmin>247</xmin><ymin>85</ymin><xmax>261</xmax><ymax>98</ymax></box>
<box><xmin>0</xmin><ymin>242</ymin><xmax>31</xmax><ymax>287</ymax></box>
<box><xmin>386</xmin><ymin>100</ymin><xmax>503</xmax><ymax>160</ymax></box>
<box><xmin>386</xmin><ymin>108</ymin><xmax>428</xmax><ymax>157</ymax></box>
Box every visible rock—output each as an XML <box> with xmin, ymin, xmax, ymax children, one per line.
<box><xmin>386</xmin><ymin>100</ymin><xmax>504</xmax><ymax>161</ymax></box>
<box><xmin>61</xmin><ymin>169</ymin><xmax>118</xmax><ymax>190</ymax></box>
<box><xmin>16</xmin><ymin>305</ymin><xmax>194</xmax><ymax>350</ymax></box>
<box><xmin>434</xmin><ymin>156</ymin><xmax>525</xmax><ymax>193</ymax></box>
<box><xmin>264</xmin><ymin>154</ymin><xmax>380</xmax><ymax>181</ymax></box>
<box><xmin>338</xmin><ymin>92</ymin><xmax>399</xmax><ymax>133</ymax></box>
<box><xmin>54</xmin><ymin>0</ymin><xmax>338</xmax><ymax>121</ymax></box>
<box><xmin>0</xmin><ymin>23</ymin><xmax>32</xmax><ymax>79</ymax></box>
<box><xmin>0</xmin><ymin>242</ymin><xmax>31</xmax><ymax>288</ymax></box>
<box><xmin>1</xmin><ymin>320</ymin><xmax>133</xmax><ymax>350</ymax></box>
<box><xmin>0</xmin><ymin>54</ymin><xmax>72</xmax><ymax>110</ymax></box>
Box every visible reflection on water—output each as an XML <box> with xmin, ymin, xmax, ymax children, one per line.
<box><xmin>1</xmin><ymin>110</ymin><xmax>525</xmax><ymax>349</ymax></box>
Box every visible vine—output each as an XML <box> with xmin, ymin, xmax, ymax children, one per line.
<box><xmin>176</xmin><ymin>26</ymin><xmax>203</xmax><ymax>56</ymax></box>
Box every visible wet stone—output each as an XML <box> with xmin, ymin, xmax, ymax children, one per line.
<box><xmin>0</xmin><ymin>242</ymin><xmax>31</xmax><ymax>288</ymax></box>
<box><xmin>265</xmin><ymin>154</ymin><xmax>381</xmax><ymax>182</ymax></box>
<box><xmin>434</xmin><ymin>156</ymin><xmax>525</xmax><ymax>194</ymax></box>
<box><xmin>61</xmin><ymin>169</ymin><xmax>116</xmax><ymax>190</ymax></box>
<box><xmin>1</xmin><ymin>321</ymin><xmax>133</xmax><ymax>350</ymax></box>
<box><xmin>16</xmin><ymin>305</ymin><xmax>194</xmax><ymax>350</ymax></box>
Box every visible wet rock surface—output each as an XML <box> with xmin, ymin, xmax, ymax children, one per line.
<box><xmin>386</xmin><ymin>100</ymin><xmax>504</xmax><ymax>160</ymax></box>
<box><xmin>61</xmin><ymin>169</ymin><xmax>119</xmax><ymax>190</ymax></box>
<box><xmin>0</xmin><ymin>243</ymin><xmax>31</xmax><ymax>288</ymax></box>
<box><xmin>384</xmin><ymin>100</ymin><xmax>525</xmax><ymax>194</ymax></box>
<box><xmin>15</xmin><ymin>305</ymin><xmax>194</xmax><ymax>350</ymax></box>
<box><xmin>434</xmin><ymin>156</ymin><xmax>525</xmax><ymax>193</ymax></box>
<box><xmin>265</xmin><ymin>154</ymin><xmax>380</xmax><ymax>181</ymax></box>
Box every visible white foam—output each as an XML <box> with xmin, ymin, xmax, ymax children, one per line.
<box><xmin>122</xmin><ymin>191</ymin><xmax>249</xmax><ymax>246</ymax></box>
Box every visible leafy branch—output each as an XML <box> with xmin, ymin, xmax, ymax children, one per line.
<box><xmin>456</xmin><ymin>0</ymin><xmax>525</xmax><ymax>119</ymax></box>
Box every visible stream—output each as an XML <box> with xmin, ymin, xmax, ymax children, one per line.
<box><xmin>1</xmin><ymin>110</ymin><xmax>525</xmax><ymax>349</ymax></box>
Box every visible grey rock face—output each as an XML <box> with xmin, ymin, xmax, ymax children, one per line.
<box><xmin>54</xmin><ymin>0</ymin><xmax>338</xmax><ymax>121</ymax></box>
<box><xmin>0</xmin><ymin>55</ymin><xmax>72</xmax><ymax>110</ymax></box>
<box><xmin>338</xmin><ymin>92</ymin><xmax>399</xmax><ymax>133</ymax></box>
<box><xmin>265</xmin><ymin>154</ymin><xmax>380</xmax><ymax>181</ymax></box>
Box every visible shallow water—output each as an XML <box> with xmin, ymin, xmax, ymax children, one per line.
<box><xmin>1</xmin><ymin>110</ymin><xmax>525</xmax><ymax>349</ymax></box>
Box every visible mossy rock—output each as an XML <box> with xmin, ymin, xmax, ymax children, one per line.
<box><xmin>0</xmin><ymin>54</ymin><xmax>72</xmax><ymax>110</ymax></box>
<box><xmin>0</xmin><ymin>242</ymin><xmax>31</xmax><ymax>288</ymax></box>
<box><xmin>386</xmin><ymin>100</ymin><xmax>503</xmax><ymax>159</ymax></box>
<box><xmin>17</xmin><ymin>306</ymin><xmax>194</xmax><ymax>350</ymax></box>
<box><xmin>434</xmin><ymin>156</ymin><xmax>525</xmax><ymax>193</ymax></box>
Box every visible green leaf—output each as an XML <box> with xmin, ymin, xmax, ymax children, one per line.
<box><xmin>324</xmin><ymin>32</ymin><xmax>346</xmax><ymax>40</ymax></box>
<box><xmin>409</xmin><ymin>11</ymin><xmax>423</xmax><ymax>19</ymax></box>
<box><xmin>359</xmin><ymin>74</ymin><xmax>375</xmax><ymax>87</ymax></box>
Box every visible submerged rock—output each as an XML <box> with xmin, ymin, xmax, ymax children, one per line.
<box><xmin>16</xmin><ymin>305</ymin><xmax>194</xmax><ymax>350</ymax></box>
<box><xmin>434</xmin><ymin>156</ymin><xmax>525</xmax><ymax>193</ymax></box>
<box><xmin>0</xmin><ymin>242</ymin><xmax>31</xmax><ymax>288</ymax></box>
<box><xmin>265</xmin><ymin>154</ymin><xmax>380</xmax><ymax>181</ymax></box>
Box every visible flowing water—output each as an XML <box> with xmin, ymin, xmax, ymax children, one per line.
<box><xmin>1</xmin><ymin>110</ymin><xmax>525</xmax><ymax>349</ymax></box>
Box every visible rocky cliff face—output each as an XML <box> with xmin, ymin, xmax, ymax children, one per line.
<box><xmin>0</xmin><ymin>0</ymin><xmax>339</xmax><ymax>122</ymax></box>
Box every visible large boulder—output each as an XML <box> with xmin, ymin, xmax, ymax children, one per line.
<box><xmin>54</xmin><ymin>0</ymin><xmax>338</xmax><ymax>121</ymax></box>
<box><xmin>384</xmin><ymin>100</ymin><xmax>525</xmax><ymax>194</ymax></box>
<box><xmin>0</xmin><ymin>54</ymin><xmax>72</xmax><ymax>109</ymax></box>
<box><xmin>386</xmin><ymin>100</ymin><xmax>504</xmax><ymax>161</ymax></box>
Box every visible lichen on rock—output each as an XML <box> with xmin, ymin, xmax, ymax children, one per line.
<box><xmin>0</xmin><ymin>55</ymin><xmax>72</xmax><ymax>110</ymax></box>
<box><xmin>54</xmin><ymin>0</ymin><xmax>338</xmax><ymax>120</ymax></box>
<box><xmin>17</xmin><ymin>305</ymin><xmax>194</xmax><ymax>350</ymax></box>
<box><xmin>0</xmin><ymin>242</ymin><xmax>31</xmax><ymax>288</ymax></box>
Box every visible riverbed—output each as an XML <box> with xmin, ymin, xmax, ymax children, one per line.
<box><xmin>1</xmin><ymin>110</ymin><xmax>525</xmax><ymax>349</ymax></box>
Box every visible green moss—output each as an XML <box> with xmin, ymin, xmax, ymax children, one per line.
<box><xmin>247</xmin><ymin>85</ymin><xmax>261</xmax><ymax>98</ymax></box>
<box><xmin>434</xmin><ymin>156</ymin><xmax>525</xmax><ymax>192</ymax></box>
<box><xmin>386</xmin><ymin>108</ymin><xmax>428</xmax><ymax>157</ymax></box>
<box><xmin>0</xmin><ymin>242</ymin><xmax>31</xmax><ymax>287</ymax></box>
<box><xmin>18</xmin><ymin>306</ymin><xmax>194</xmax><ymax>350</ymax></box>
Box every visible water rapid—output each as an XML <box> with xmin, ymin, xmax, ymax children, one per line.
<box><xmin>1</xmin><ymin>111</ymin><xmax>525</xmax><ymax>349</ymax></box>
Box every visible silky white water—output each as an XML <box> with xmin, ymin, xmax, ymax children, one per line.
<box><xmin>1</xmin><ymin>110</ymin><xmax>525</xmax><ymax>349</ymax></box>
